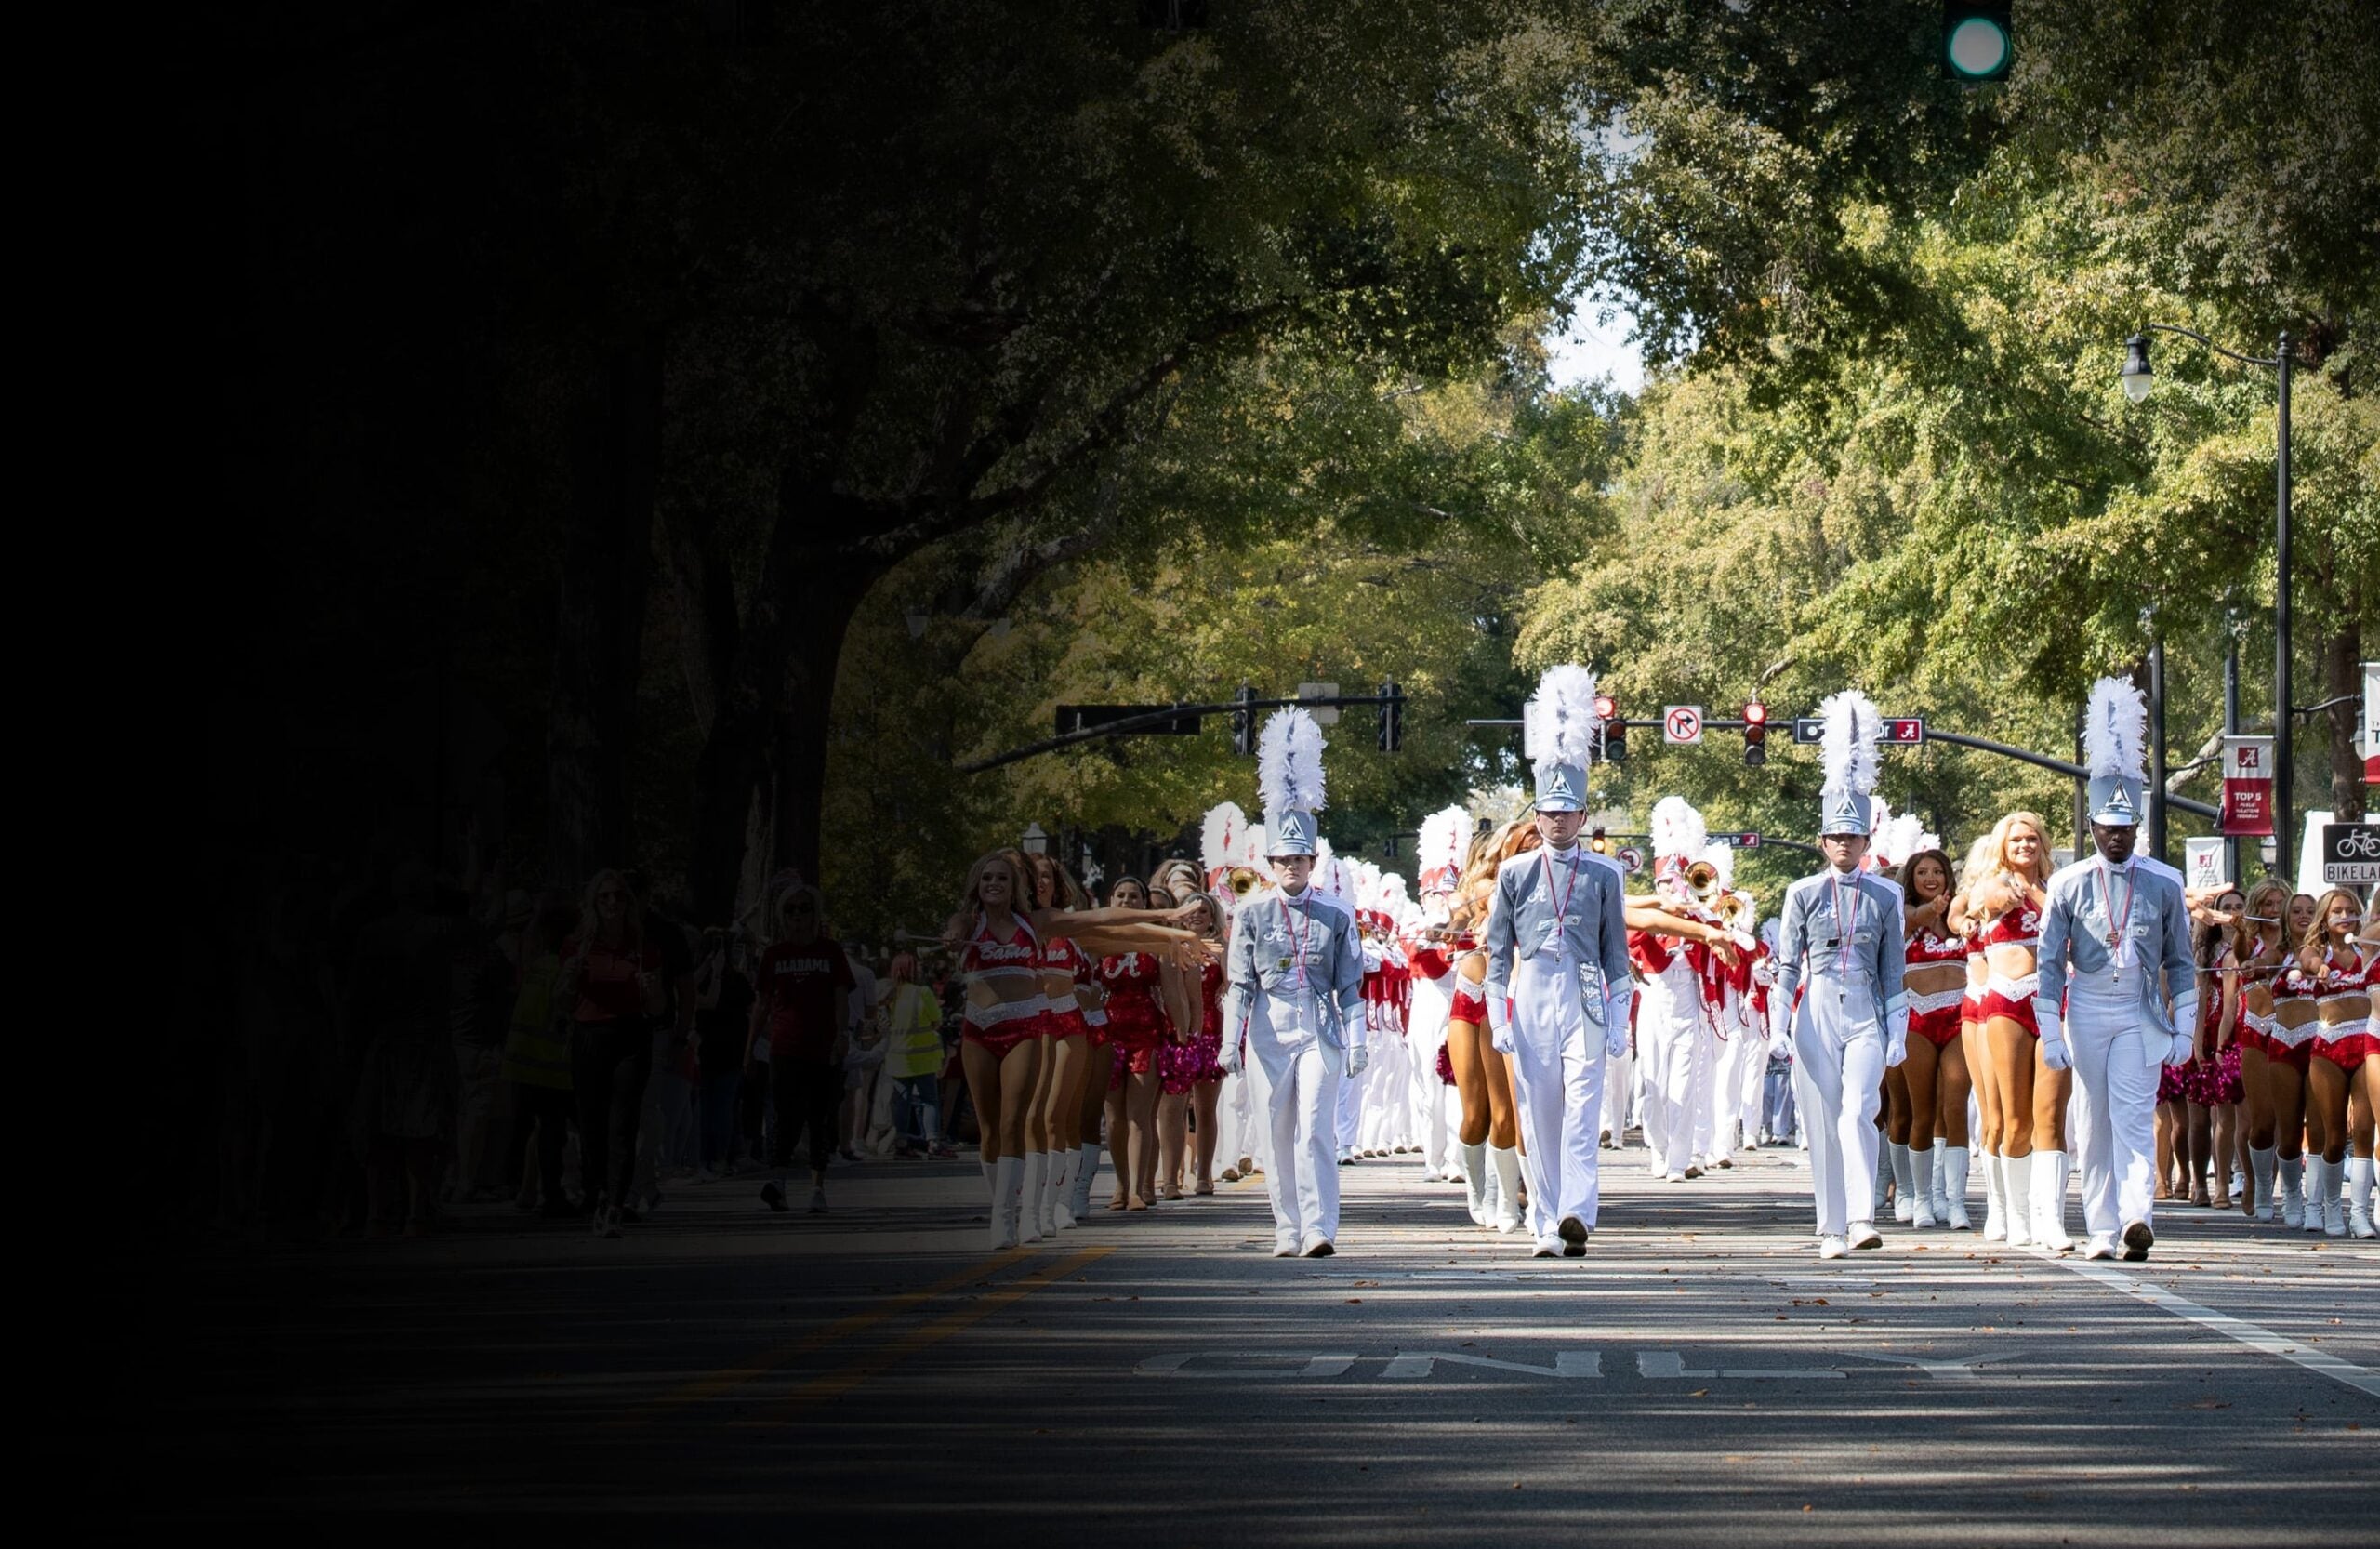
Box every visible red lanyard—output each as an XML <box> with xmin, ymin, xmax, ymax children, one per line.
<box><xmin>2097</xmin><ymin>861</ymin><xmax>2136</xmax><ymax>969</ymax></box>
<box><xmin>1540</xmin><ymin>847</ymin><xmax>1579</xmax><ymax>933</ymax></box>
<box><xmin>1828</xmin><ymin>872</ymin><xmax>1855</xmax><ymax>981</ymax></box>
<box><xmin>1284</xmin><ymin>892</ymin><xmax>1311</xmax><ymax>989</ymax></box>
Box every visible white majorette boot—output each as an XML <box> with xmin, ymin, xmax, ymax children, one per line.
<box><xmin>1051</xmin><ymin>1148</ymin><xmax>1078</xmax><ymax>1232</ymax></box>
<box><xmin>1018</xmin><ymin>1152</ymin><xmax>1047</xmax><ymax>1244</ymax></box>
<box><xmin>2281</xmin><ymin>1154</ymin><xmax>2305</xmax><ymax>1227</ymax></box>
<box><xmin>1941</xmin><ymin>1144</ymin><xmax>1971</xmax><ymax>1230</ymax></box>
<box><xmin>1071</xmin><ymin>1141</ymin><xmax>1102</xmax><ymax>1222</ymax></box>
<box><xmin>1909</xmin><ymin>1145</ymin><xmax>1937</xmax><ymax>1228</ymax></box>
<box><xmin>2030</xmin><ymin>1150</ymin><xmax>2075</xmax><ymax>1252</ymax></box>
<box><xmin>1489</xmin><ymin>1145</ymin><xmax>1525</xmax><ymax>1233</ymax></box>
<box><xmin>1981</xmin><ymin>1148</ymin><xmax>2006</xmax><ymax>1241</ymax></box>
<box><xmin>2347</xmin><ymin>1156</ymin><xmax>2377</xmax><ymax>1239</ymax></box>
<box><xmin>2249</xmin><ymin>1145</ymin><xmax>2277</xmax><ymax>1220</ymax></box>
<box><xmin>1890</xmin><ymin>1142</ymin><xmax>1916</xmax><ymax>1223</ymax></box>
<box><xmin>990</xmin><ymin>1155</ymin><xmax>1025</xmax><ymax>1250</ymax></box>
<box><xmin>1461</xmin><ymin>1139</ymin><xmax>1491</xmax><ymax>1225</ymax></box>
<box><xmin>2002</xmin><ymin>1152</ymin><xmax>2035</xmax><ymax>1248</ymax></box>
<box><xmin>2321</xmin><ymin>1157</ymin><xmax>2348</xmax><ymax>1237</ymax></box>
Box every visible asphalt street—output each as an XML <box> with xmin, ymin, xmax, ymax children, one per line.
<box><xmin>137</xmin><ymin>1142</ymin><xmax>2376</xmax><ymax>1543</ymax></box>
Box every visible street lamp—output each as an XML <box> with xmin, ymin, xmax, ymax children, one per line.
<box><xmin>1020</xmin><ymin>822</ymin><xmax>1049</xmax><ymax>855</ymax></box>
<box><xmin>2121</xmin><ymin>324</ymin><xmax>2294</xmax><ymax>880</ymax></box>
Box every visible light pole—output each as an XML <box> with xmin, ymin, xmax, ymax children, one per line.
<box><xmin>2122</xmin><ymin>325</ymin><xmax>2293</xmax><ymax>880</ymax></box>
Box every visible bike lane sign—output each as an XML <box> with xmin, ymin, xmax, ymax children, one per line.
<box><xmin>2322</xmin><ymin>823</ymin><xmax>2380</xmax><ymax>885</ymax></box>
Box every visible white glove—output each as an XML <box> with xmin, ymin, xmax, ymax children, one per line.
<box><xmin>1884</xmin><ymin>1033</ymin><xmax>1908</xmax><ymax>1068</ymax></box>
<box><xmin>2164</xmin><ymin>1029</ymin><xmax>2195</xmax><ymax>1068</ymax></box>
<box><xmin>1347</xmin><ymin>1043</ymin><xmax>1371</xmax><ymax>1077</ymax></box>
<box><xmin>1219</xmin><ymin>1040</ymin><xmax>1243</xmax><ymax>1077</ymax></box>
<box><xmin>1604</xmin><ymin>991</ymin><xmax>1632</xmax><ymax>1058</ymax></box>
<box><xmin>1488</xmin><ymin>994</ymin><xmax>1514</xmax><ymax>1055</ymax></box>
<box><xmin>2037</xmin><ymin>1016</ymin><xmax>2071</xmax><ymax>1072</ymax></box>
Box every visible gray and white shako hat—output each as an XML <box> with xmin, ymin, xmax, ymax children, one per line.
<box><xmin>1258</xmin><ymin>707</ymin><xmax>1328</xmax><ymax>857</ymax></box>
<box><xmin>1523</xmin><ymin>664</ymin><xmax>1601</xmax><ymax>814</ymax></box>
<box><xmin>2082</xmin><ymin>675</ymin><xmax>2149</xmax><ymax>827</ymax></box>
<box><xmin>1818</xmin><ymin>688</ymin><xmax>1883</xmax><ymax>837</ymax></box>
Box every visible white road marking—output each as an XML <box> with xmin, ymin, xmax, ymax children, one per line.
<box><xmin>1382</xmin><ymin>1350</ymin><xmax>1603</xmax><ymax>1379</ymax></box>
<box><xmin>2055</xmin><ymin>1258</ymin><xmax>2380</xmax><ymax>1400</ymax></box>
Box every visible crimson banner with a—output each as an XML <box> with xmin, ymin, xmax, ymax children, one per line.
<box><xmin>2221</xmin><ymin>735</ymin><xmax>2274</xmax><ymax>836</ymax></box>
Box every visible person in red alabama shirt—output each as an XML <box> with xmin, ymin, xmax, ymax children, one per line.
<box><xmin>747</xmin><ymin>885</ymin><xmax>856</xmax><ymax>1215</ymax></box>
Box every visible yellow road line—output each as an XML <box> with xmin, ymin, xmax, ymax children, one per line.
<box><xmin>739</xmin><ymin>1243</ymin><xmax>1115</xmax><ymax>1423</ymax></box>
<box><xmin>635</xmin><ymin>1245</ymin><xmax>1037</xmax><ymax>1423</ymax></box>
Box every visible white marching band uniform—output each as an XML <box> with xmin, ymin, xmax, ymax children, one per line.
<box><xmin>1638</xmin><ymin>798</ymin><xmax>1711</xmax><ymax>1180</ymax></box>
<box><xmin>1203</xmin><ymin>801</ymin><xmax>1271</xmax><ymax>1185</ymax></box>
<box><xmin>1220</xmin><ymin>709</ymin><xmax>1368</xmax><ymax>1255</ymax></box>
<box><xmin>1480</xmin><ymin>665</ymin><xmax>1635</xmax><ymax>1255</ymax></box>
<box><xmin>1774</xmin><ymin>690</ymin><xmax>1911</xmax><ymax>1257</ymax></box>
<box><xmin>1163</xmin><ymin>677</ymin><xmax>2235</xmax><ymax>1271</ymax></box>
<box><xmin>2034</xmin><ymin>677</ymin><xmax>2197</xmax><ymax>1261</ymax></box>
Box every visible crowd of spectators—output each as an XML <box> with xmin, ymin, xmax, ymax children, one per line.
<box><xmin>201</xmin><ymin>833</ymin><xmax>970</xmax><ymax>1243</ymax></box>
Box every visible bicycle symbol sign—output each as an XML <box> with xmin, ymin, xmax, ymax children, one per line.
<box><xmin>2323</xmin><ymin>823</ymin><xmax>2380</xmax><ymax>883</ymax></box>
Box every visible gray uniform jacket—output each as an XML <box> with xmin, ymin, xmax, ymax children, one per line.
<box><xmin>1221</xmin><ymin>886</ymin><xmax>1367</xmax><ymax>1053</ymax></box>
<box><xmin>2035</xmin><ymin>856</ymin><xmax>2196</xmax><ymax>1039</ymax></box>
<box><xmin>1773</xmin><ymin>868</ymin><xmax>1909</xmax><ymax>1033</ymax></box>
<box><xmin>1483</xmin><ymin>845</ymin><xmax>1633</xmax><ymax>1027</ymax></box>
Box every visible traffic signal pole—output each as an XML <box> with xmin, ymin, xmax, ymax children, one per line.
<box><xmin>959</xmin><ymin>687</ymin><xmax>1407</xmax><ymax>774</ymax></box>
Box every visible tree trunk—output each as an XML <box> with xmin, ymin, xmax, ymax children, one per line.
<box><xmin>683</xmin><ymin>474</ymin><xmax>886</xmax><ymax>925</ymax></box>
<box><xmin>544</xmin><ymin>335</ymin><xmax>661</xmax><ymax>890</ymax></box>
<box><xmin>2325</xmin><ymin>621</ymin><xmax>2366</xmax><ymax>822</ymax></box>
<box><xmin>772</xmin><ymin>548</ymin><xmax>879</xmax><ymax>886</ymax></box>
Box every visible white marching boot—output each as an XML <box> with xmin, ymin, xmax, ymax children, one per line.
<box><xmin>1941</xmin><ymin>1144</ymin><xmax>1971</xmax><ymax>1230</ymax></box>
<box><xmin>1890</xmin><ymin>1142</ymin><xmax>1916</xmax><ymax>1223</ymax></box>
<box><xmin>2281</xmin><ymin>1154</ymin><xmax>2305</xmax><ymax>1227</ymax></box>
<box><xmin>2001</xmin><ymin>1152</ymin><xmax>2035</xmax><ymax>1248</ymax></box>
<box><xmin>2320</xmin><ymin>1157</ymin><xmax>2348</xmax><ymax>1237</ymax></box>
<box><xmin>1981</xmin><ymin>1148</ymin><xmax>2006</xmax><ymax>1241</ymax></box>
<box><xmin>2031</xmin><ymin>1149</ymin><xmax>2074</xmax><ymax>1252</ymax></box>
<box><xmin>2250</xmin><ymin>1145</ymin><xmax>2277</xmax><ymax>1220</ymax></box>
<box><xmin>1461</xmin><ymin>1140</ymin><xmax>1491</xmax><ymax>1225</ymax></box>
<box><xmin>2348</xmin><ymin>1156</ymin><xmax>2377</xmax><ymax>1239</ymax></box>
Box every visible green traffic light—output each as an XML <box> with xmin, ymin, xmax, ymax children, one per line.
<box><xmin>1946</xmin><ymin>16</ymin><xmax>2009</xmax><ymax>80</ymax></box>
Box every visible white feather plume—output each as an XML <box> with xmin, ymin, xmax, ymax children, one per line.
<box><xmin>2083</xmin><ymin>675</ymin><xmax>2149</xmax><ymax>779</ymax></box>
<box><xmin>1379</xmin><ymin>873</ymin><xmax>1410</xmax><ymax>916</ymax></box>
<box><xmin>1652</xmin><ymin>795</ymin><xmax>1706</xmax><ymax>862</ymax></box>
<box><xmin>1258</xmin><ymin>708</ymin><xmax>1328</xmax><ymax>817</ymax></box>
<box><xmin>1418</xmin><ymin>805</ymin><xmax>1471</xmax><ymax>889</ymax></box>
<box><xmin>1874</xmin><ymin>813</ymin><xmax>1925</xmax><ymax>869</ymax></box>
<box><xmin>1200</xmin><ymin>801</ymin><xmax>1247</xmax><ymax>874</ymax></box>
<box><xmin>1524</xmin><ymin>664</ymin><xmax>1601</xmax><ymax>771</ymax></box>
<box><xmin>1699</xmin><ymin>841</ymin><xmax>1736</xmax><ymax>890</ymax></box>
<box><xmin>1818</xmin><ymin>689</ymin><xmax>1883</xmax><ymax>800</ymax></box>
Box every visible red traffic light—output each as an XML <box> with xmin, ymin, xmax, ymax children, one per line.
<box><xmin>1593</xmin><ymin>694</ymin><xmax>1617</xmax><ymax>720</ymax></box>
<box><xmin>1743</xmin><ymin>700</ymin><xmax>1767</xmax><ymax>726</ymax></box>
